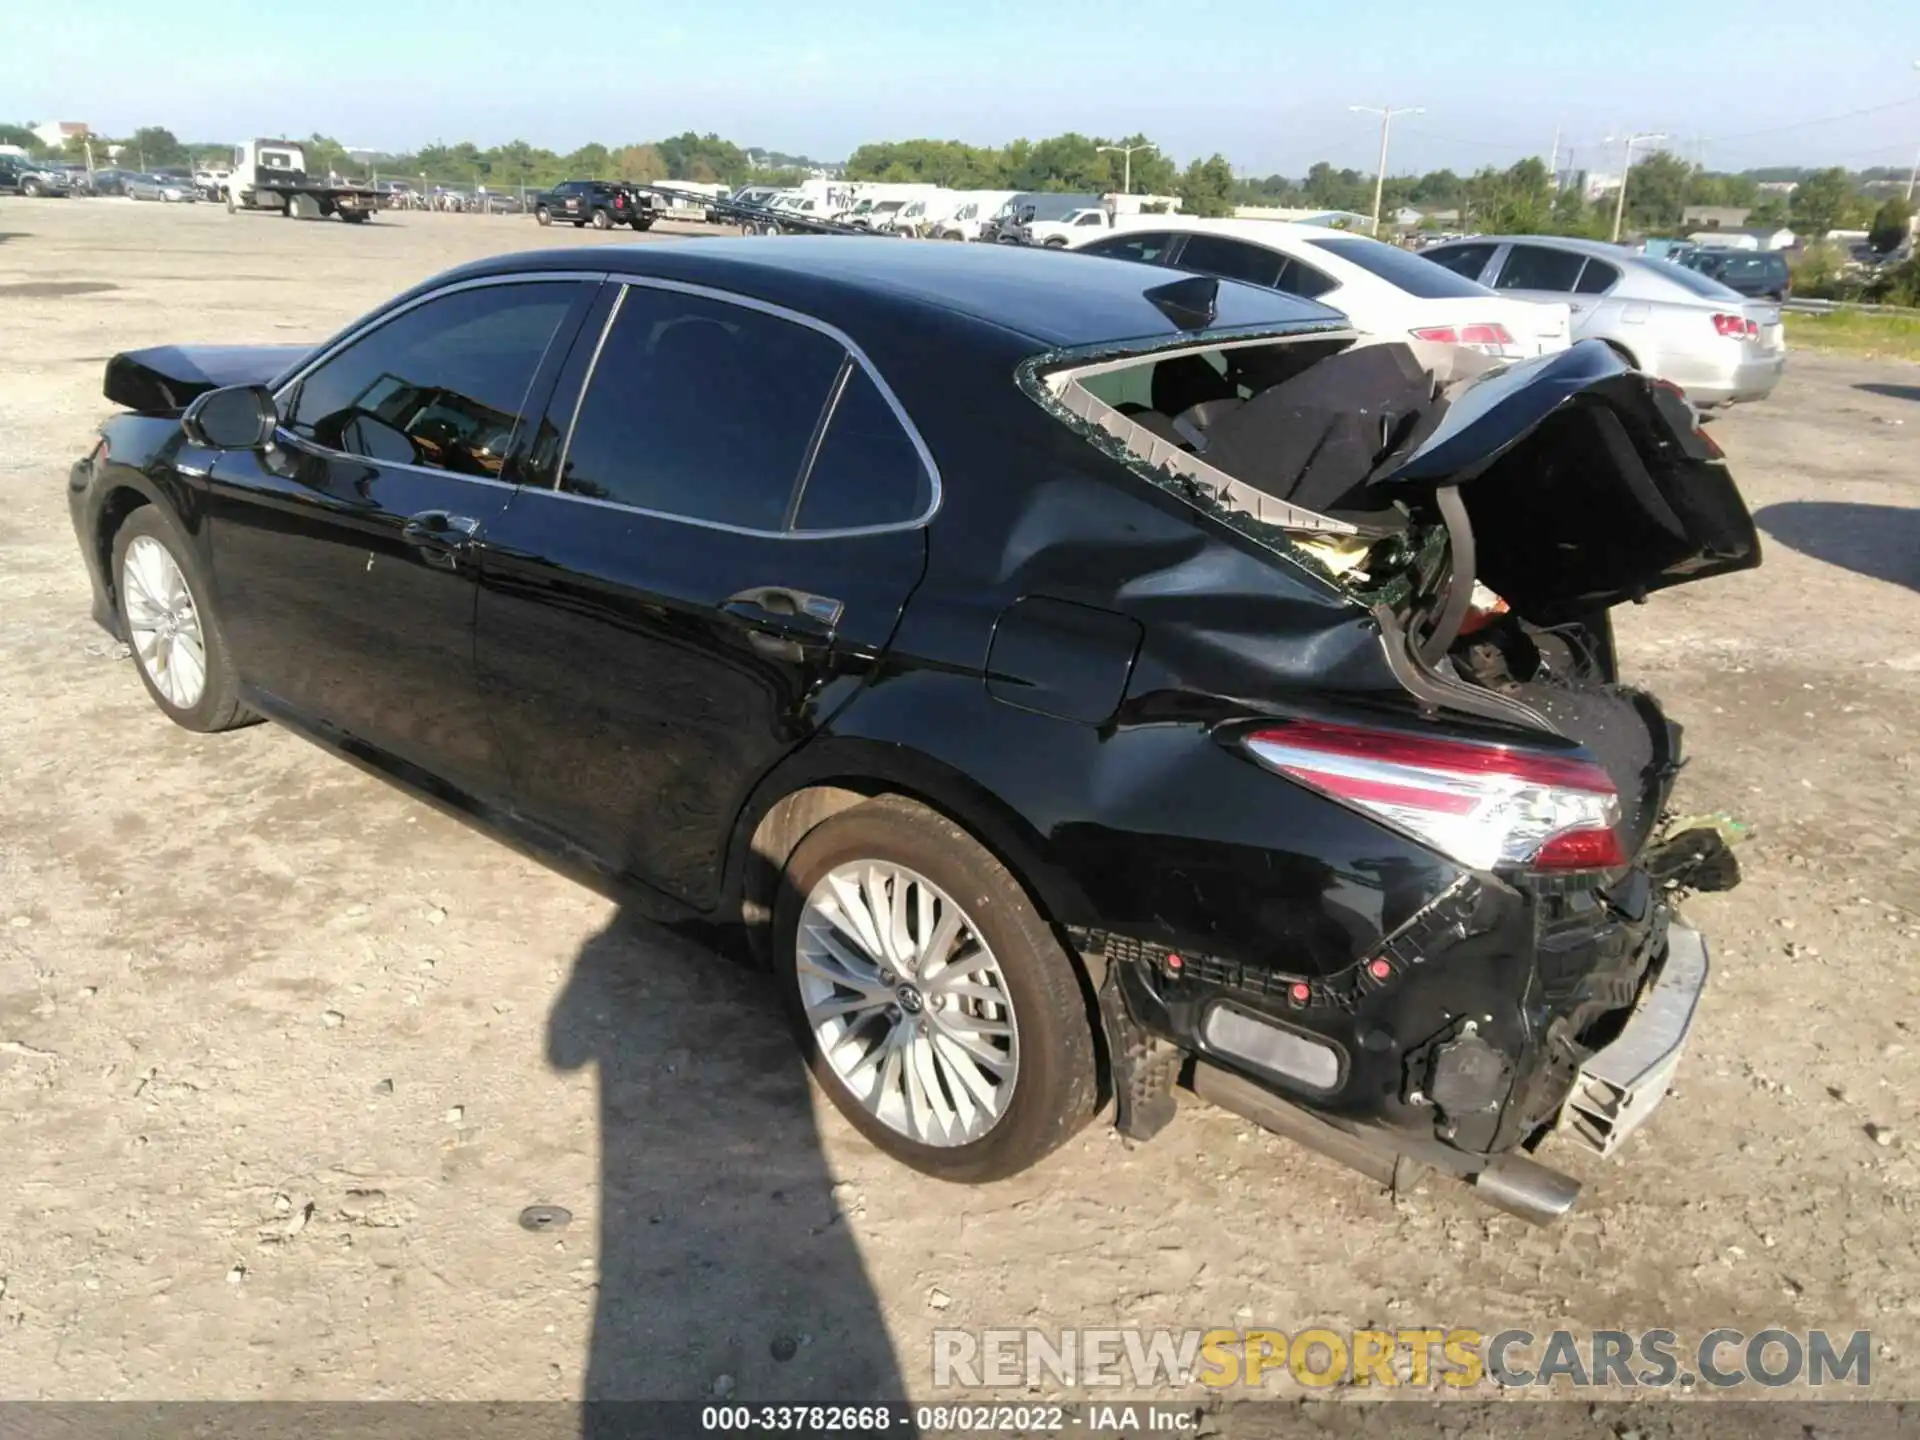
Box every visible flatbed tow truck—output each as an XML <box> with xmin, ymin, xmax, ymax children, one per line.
<box><xmin>223</xmin><ymin>139</ymin><xmax>381</xmax><ymax>223</ymax></box>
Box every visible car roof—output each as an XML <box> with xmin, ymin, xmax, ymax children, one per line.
<box><xmin>449</xmin><ymin>236</ymin><xmax>1346</xmax><ymax>348</ymax></box>
<box><xmin>1433</xmin><ymin>234</ymin><xmax>1635</xmax><ymax>261</ymax></box>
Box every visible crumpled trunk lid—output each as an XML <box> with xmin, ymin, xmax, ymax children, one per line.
<box><xmin>1368</xmin><ymin>339</ymin><xmax>1761</xmax><ymax>623</ymax></box>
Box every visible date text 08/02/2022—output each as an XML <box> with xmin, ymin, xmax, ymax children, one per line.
<box><xmin>699</xmin><ymin>1404</ymin><xmax>1197</xmax><ymax>1434</ymax></box>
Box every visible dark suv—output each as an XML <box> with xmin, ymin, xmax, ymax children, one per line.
<box><xmin>533</xmin><ymin>179</ymin><xmax>656</xmax><ymax>231</ymax></box>
<box><xmin>1683</xmin><ymin>247</ymin><xmax>1791</xmax><ymax>301</ymax></box>
<box><xmin>0</xmin><ymin>156</ymin><xmax>72</xmax><ymax>197</ymax></box>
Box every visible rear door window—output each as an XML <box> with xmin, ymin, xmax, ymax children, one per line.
<box><xmin>793</xmin><ymin>367</ymin><xmax>932</xmax><ymax>532</ymax></box>
<box><xmin>1170</xmin><ymin>234</ymin><xmax>1286</xmax><ymax>289</ymax></box>
<box><xmin>1494</xmin><ymin>245</ymin><xmax>1588</xmax><ymax>292</ymax></box>
<box><xmin>1081</xmin><ymin>232</ymin><xmax>1175</xmax><ymax>264</ymax></box>
<box><xmin>1424</xmin><ymin>243</ymin><xmax>1497</xmax><ymax>281</ymax></box>
<box><xmin>1574</xmin><ymin>259</ymin><xmax>1621</xmax><ymax>294</ymax></box>
<box><xmin>558</xmin><ymin>286</ymin><xmax>845</xmax><ymax>531</ymax></box>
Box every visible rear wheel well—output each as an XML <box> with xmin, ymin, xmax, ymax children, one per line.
<box><xmin>735</xmin><ymin>777</ymin><xmax>1111</xmax><ymax>1105</ymax></box>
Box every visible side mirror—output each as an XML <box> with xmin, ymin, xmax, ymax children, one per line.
<box><xmin>181</xmin><ymin>384</ymin><xmax>279</xmax><ymax>450</ymax></box>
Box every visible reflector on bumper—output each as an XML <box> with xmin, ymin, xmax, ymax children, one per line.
<box><xmin>1203</xmin><ymin>1005</ymin><xmax>1342</xmax><ymax>1091</ymax></box>
<box><xmin>1559</xmin><ymin>923</ymin><xmax>1708</xmax><ymax>1157</ymax></box>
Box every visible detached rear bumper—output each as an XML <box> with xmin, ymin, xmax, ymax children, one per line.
<box><xmin>1559</xmin><ymin>922</ymin><xmax>1708</xmax><ymax>1156</ymax></box>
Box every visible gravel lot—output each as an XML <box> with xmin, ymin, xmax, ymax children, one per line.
<box><xmin>2</xmin><ymin>200</ymin><xmax>1917</xmax><ymax>1413</ymax></box>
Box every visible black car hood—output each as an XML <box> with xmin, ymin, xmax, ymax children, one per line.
<box><xmin>103</xmin><ymin>343</ymin><xmax>312</xmax><ymax>414</ymax></box>
<box><xmin>1366</xmin><ymin>340</ymin><xmax>1761</xmax><ymax>620</ymax></box>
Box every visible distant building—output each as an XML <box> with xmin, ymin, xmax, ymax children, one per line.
<box><xmin>1755</xmin><ymin>180</ymin><xmax>1798</xmax><ymax>196</ymax></box>
<box><xmin>1682</xmin><ymin>205</ymin><xmax>1752</xmax><ymax>230</ymax></box>
<box><xmin>30</xmin><ymin>120</ymin><xmax>88</xmax><ymax>150</ymax></box>
<box><xmin>1556</xmin><ymin>169</ymin><xmax>1621</xmax><ymax>203</ymax></box>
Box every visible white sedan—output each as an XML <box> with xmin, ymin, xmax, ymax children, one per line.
<box><xmin>1076</xmin><ymin>217</ymin><xmax>1570</xmax><ymax>360</ymax></box>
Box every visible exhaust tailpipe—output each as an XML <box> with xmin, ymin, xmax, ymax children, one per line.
<box><xmin>1188</xmin><ymin>1060</ymin><xmax>1580</xmax><ymax>1225</ymax></box>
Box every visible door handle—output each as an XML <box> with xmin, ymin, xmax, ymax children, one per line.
<box><xmin>722</xmin><ymin>586</ymin><xmax>843</xmax><ymax>662</ymax></box>
<box><xmin>401</xmin><ymin>511</ymin><xmax>481</xmax><ymax>570</ymax></box>
<box><xmin>722</xmin><ymin>586</ymin><xmax>843</xmax><ymax>632</ymax></box>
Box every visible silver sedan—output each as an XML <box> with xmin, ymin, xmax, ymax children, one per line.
<box><xmin>1422</xmin><ymin>235</ymin><xmax>1786</xmax><ymax>406</ymax></box>
<box><xmin>126</xmin><ymin>174</ymin><xmax>198</xmax><ymax>203</ymax></box>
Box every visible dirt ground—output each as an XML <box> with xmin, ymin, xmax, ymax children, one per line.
<box><xmin>2</xmin><ymin>200</ymin><xmax>1917</xmax><ymax>1415</ymax></box>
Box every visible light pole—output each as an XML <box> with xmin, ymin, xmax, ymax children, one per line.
<box><xmin>1096</xmin><ymin>142</ymin><xmax>1153</xmax><ymax>194</ymax></box>
<box><xmin>1349</xmin><ymin>104</ymin><xmax>1424</xmax><ymax>234</ymax></box>
<box><xmin>1906</xmin><ymin>60</ymin><xmax>1919</xmax><ymax>203</ymax></box>
<box><xmin>1605</xmin><ymin>130</ymin><xmax>1667</xmax><ymax>242</ymax></box>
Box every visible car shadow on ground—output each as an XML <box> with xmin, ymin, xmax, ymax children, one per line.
<box><xmin>1856</xmin><ymin>382</ymin><xmax>1920</xmax><ymax>403</ymax></box>
<box><xmin>1858</xmin><ymin>384</ymin><xmax>1920</xmax><ymax>407</ymax></box>
<box><xmin>1754</xmin><ymin>501</ymin><xmax>1920</xmax><ymax>592</ymax></box>
<box><xmin>546</xmin><ymin>907</ymin><xmax>908</xmax><ymax>1418</ymax></box>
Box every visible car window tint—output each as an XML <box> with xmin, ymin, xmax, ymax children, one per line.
<box><xmin>1574</xmin><ymin>259</ymin><xmax>1620</xmax><ymax>294</ymax></box>
<box><xmin>1494</xmin><ymin>245</ymin><xmax>1589</xmax><ymax>292</ymax></box>
<box><xmin>1082</xmin><ymin>232</ymin><xmax>1174</xmax><ymax>264</ymax></box>
<box><xmin>287</xmin><ymin>282</ymin><xmax>579</xmax><ymax>479</ymax></box>
<box><xmin>1173</xmin><ymin>234</ymin><xmax>1286</xmax><ymax>289</ymax></box>
<box><xmin>1424</xmin><ymin>243</ymin><xmax>1496</xmax><ymax>280</ymax></box>
<box><xmin>794</xmin><ymin>366</ymin><xmax>931</xmax><ymax>531</ymax></box>
<box><xmin>1303</xmin><ymin>236</ymin><xmax>1492</xmax><ymax>298</ymax></box>
<box><xmin>1274</xmin><ymin>256</ymin><xmax>1339</xmax><ymax>299</ymax></box>
<box><xmin>559</xmin><ymin>286</ymin><xmax>844</xmax><ymax>530</ymax></box>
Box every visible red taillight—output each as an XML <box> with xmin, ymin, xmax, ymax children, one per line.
<box><xmin>1410</xmin><ymin>322</ymin><xmax>1520</xmax><ymax>357</ymax></box>
<box><xmin>1242</xmin><ymin>720</ymin><xmax>1625</xmax><ymax>873</ymax></box>
<box><xmin>1457</xmin><ymin>323</ymin><xmax>1514</xmax><ymax>348</ymax></box>
<box><xmin>1533</xmin><ymin>827</ymin><xmax>1628</xmax><ymax>869</ymax></box>
<box><xmin>1712</xmin><ymin>313</ymin><xmax>1758</xmax><ymax>340</ymax></box>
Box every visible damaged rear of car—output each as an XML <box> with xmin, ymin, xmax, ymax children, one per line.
<box><xmin>1020</xmin><ymin>277</ymin><xmax>1757</xmax><ymax>1220</ymax></box>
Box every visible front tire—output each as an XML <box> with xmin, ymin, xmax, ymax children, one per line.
<box><xmin>535</xmin><ymin>205</ymin><xmax>552</xmax><ymax>226</ymax></box>
<box><xmin>591</xmin><ymin>208</ymin><xmax>612</xmax><ymax>230</ymax></box>
<box><xmin>112</xmin><ymin>507</ymin><xmax>257</xmax><ymax>733</ymax></box>
<box><xmin>22</xmin><ymin>179</ymin><xmax>42</xmax><ymax>197</ymax></box>
<box><xmin>773</xmin><ymin>796</ymin><xmax>1099</xmax><ymax>1183</ymax></box>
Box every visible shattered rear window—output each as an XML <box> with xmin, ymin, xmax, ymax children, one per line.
<box><xmin>1020</xmin><ymin>327</ymin><xmax>1499</xmax><ymax>596</ymax></box>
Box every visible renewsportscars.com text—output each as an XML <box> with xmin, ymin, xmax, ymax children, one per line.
<box><xmin>931</xmin><ymin>1327</ymin><xmax>1873</xmax><ymax>1391</ymax></box>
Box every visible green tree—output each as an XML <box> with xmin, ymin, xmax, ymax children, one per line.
<box><xmin>1622</xmin><ymin>149</ymin><xmax>1693</xmax><ymax>231</ymax></box>
<box><xmin>0</xmin><ymin>122</ymin><xmax>44</xmax><ymax>155</ymax></box>
<box><xmin>1748</xmin><ymin>194</ymin><xmax>1790</xmax><ymax>228</ymax></box>
<box><xmin>612</xmin><ymin>144</ymin><xmax>667</xmax><ymax>184</ymax></box>
<box><xmin>129</xmin><ymin>126</ymin><xmax>187</xmax><ymax>169</ymax></box>
<box><xmin>1869</xmin><ymin>196</ymin><xmax>1914</xmax><ymax>254</ymax></box>
<box><xmin>563</xmin><ymin>142</ymin><xmax>611</xmax><ymax>178</ymax></box>
<box><xmin>1790</xmin><ymin>167</ymin><xmax>1852</xmax><ymax>239</ymax></box>
<box><xmin>1178</xmin><ymin>154</ymin><xmax>1236</xmax><ymax>218</ymax></box>
<box><xmin>655</xmin><ymin>132</ymin><xmax>748</xmax><ymax>184</ymax></box>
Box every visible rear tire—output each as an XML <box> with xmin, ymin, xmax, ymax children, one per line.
<box><xmin>591</xmin><ymin>208</ymin><xmax>612</xmax><ymax>230</ymax></box>
<box><xmin>535</xmin><ymin>206</ymin><xmax>552</xmax><ymax>226</ymax></box>
<box><xmin>111</xmin><ymin>507</ymin><xmax>258</xmax><ymax>734</ymax></box>
<box><xmin>23</xmin><ymin>179</ymin><xmax>42</xmax><ymax>197</ymax></box>
<box><xmin>773</xmin><ymin>796</ymin><xmax>1099</xmax><ymax>1183</ymax></box>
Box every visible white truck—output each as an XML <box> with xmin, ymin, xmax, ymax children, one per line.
<box><xmin>1022</xmin><ymin>206</ymin><xmax>1117</xmax><ymax>248</ymax></box>
<box><xmin>223</xmin><ymin>140</ymin><xmax>380</xmax><ymax>222</ymax></box>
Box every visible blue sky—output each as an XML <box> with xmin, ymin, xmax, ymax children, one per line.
<box><xmin>7</xmin><ymin>0</ymin><xmax>1918</xmax><ymax>174</ymax></box>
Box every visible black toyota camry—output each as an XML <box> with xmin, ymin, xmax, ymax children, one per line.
<box><xmin>67</xmin><ymin>238</ymin><xmax>1756</xmax><ymax>1221</ymax></box>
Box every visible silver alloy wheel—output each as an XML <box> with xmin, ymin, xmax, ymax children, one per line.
<box><xmin>121</xmin><ymin>535</ymin><xmax>208</xmax><ymax>709</ymax></box>
<box><xmin>796</xmin><ymin>861</ymin><xmax>1020</xmax><ymax>1146</ymax></box>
